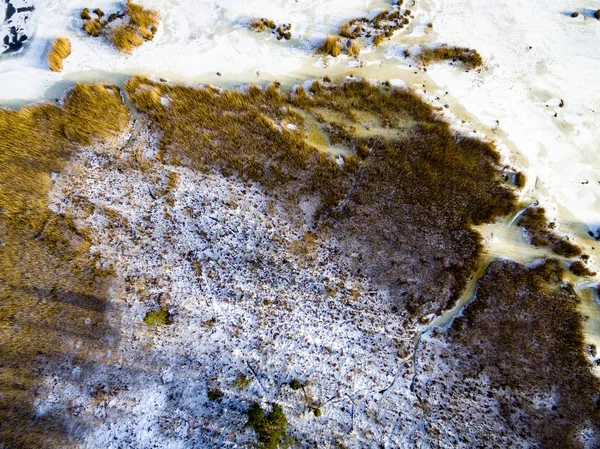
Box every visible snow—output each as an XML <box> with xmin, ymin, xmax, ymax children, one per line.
<box><xmin>40</xmin><ymin>126</ymin><xmax>426</xmax><ymax>448</ymax></box>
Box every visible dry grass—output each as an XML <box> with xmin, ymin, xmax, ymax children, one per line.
<box><xmin>110</xmin><ymin>22</ymin><xmax>145</xmax><ymax>53</ymax></box>
<box><xmin>442</xmin><ymin>260</ymin><xmax>600</xmax><ymax>449</ymax></box>
<box><xmin>249</xmin><ymin>17</ymin><xmax>276</xmax><ymax>32</ymax></box>
<box><xmin>126</xmin><ymin>76</ymin><xmax>517</xmax><ymax>317</ymax></box>
<box><xmin>83</xmin><ymin>17</ymin><xmax>106</xmax><ymax>37</ymax></box>
<box><xmin>318</xmin><ymin>35</ymin><xmax>343</xmax><ymax>57</ymax></box>
<box><xmin>419</xmin><ymin>45</ymin><xmax>483</xmax><ymax>69</ymax></box>
<box><xmin>126</xmin><ymin>0</ymin><xmax>158</xmax><ymax>29</ymax></box>
<box><xmin>346</xmin><ymin>39</ymin><xmax>360</xmax><ymax>57</ymax></box>
<box><xmin>0</xmin><ymin>83</ymin><xmax>129</xmax><ymax>447</ymax></box>
<box><xmin>82</xmin><ymin>0</ymin><xmax>158</xmax><ymax>52</ymax></box>
<box><xmin>48</xmin><ymin>37</ymin><xmax>71</xmax><ymax>72</ymax></box>
<box><xmin>517</xmin><ymin>207</ymin><xmax>582</xmax><ymax>258</ymax></box>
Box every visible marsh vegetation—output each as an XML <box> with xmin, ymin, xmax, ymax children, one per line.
<box><xmin>0</xmin><ymin>83</ymin><xmax>129</xmax><ymax>447</ymax></box>
<box><xmin>126</xmin><ymin>76</ymin><xmax>518</xmax><ymax>317</ymax></box>
<box><xmin>81</xmin><ymin>0</ymin><xmax>158</xmax><ymax>53</ymax></box>
<box><xmin>47</xmin><ymin>37</ymin><xmax>71</xmax><ymax>72</ymax></box>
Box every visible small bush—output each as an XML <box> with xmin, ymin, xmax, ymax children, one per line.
<box><xmin>207</xmin><ymin>388</ymin><xmax>224</xmax><ymax>401</ymax></box>
<box><xmin>347</xmin><ymin>39</ymin><xmax>361</xmax><ymax>57</ymax></box>
<box><xmin>289</xmin><ymin>379</ymin><xmax>302</xmax><ymax>390</ymax></box>
<box><xmin>318</xmin><ymin>35</ymin><xmax>343</xmax><ymax>57</ymax></box>
<box><xmin>372</xmin><ymin>34</ymin><xmax>384</xmax><ymax>46</ymax></box>
<box><xmin>48</xmin><ymin>37</ymin><xmax>71</xmax><ymax>72</ymax></box>
<box><xmin>80</xmin><ymin>8</ymin><xmax>91</xmax><ymax>20</ymax></box>
<box><xmin>313</xmin><ymin>407</ymin><xmax>322</xmax><ymax>417</ymax></box>
<box><xmin>143</xmin><ymin>309</ymin><xmax>169</xmax><ymax>326</ymax></box>
<box><xmin>571</xmin><ymin>11</ymin><xmax>579</xmax><ymax>18</ymax></box>
<box><xmin>94</xmin><ymin>8</ymin><xmax>104</xmax><ymax>17</ymax></box>
<box><xmin>595</xmin><ymin>9</ymin><xmax>600</xmax><ymax>20</ymax></box>
<box><xmin>515</xmin><ymin>172</ymin><xmax>526</xmax><ymax>188</ymax></box>
<box><xmin>233</xmin><ymin>373</ymin><xmax>252</xmax><ymax>390</ymax></box>
<box><xmin>247</xmin><ymin>402</ymin><xmax>289</xmax><ymax>449</ymax></box>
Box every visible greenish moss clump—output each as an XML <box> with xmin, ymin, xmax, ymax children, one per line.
<box><xmin>247</xmin><ymin>402</ymin><xmax>289</xmax><ymax>449</ymax></box>
<box><xmin>207</xmin><ymin>388</ymin><xmax>224</xmax><ymax>401</ymax></box>
<box><xmin>143</xmin><ymin>309</ymin><xmax>169</xmax><ymax>326</ymax></box>
<box><xmin>313</xmin><ymin>407</ymin><xmax>322</xmax><ymax>417</ymax></box>
<box><xmin>289</xmin><ymin>379</ymin><xmax>302</xmax><ymax>390</ymax></box>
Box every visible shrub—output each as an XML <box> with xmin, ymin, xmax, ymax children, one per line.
<box><xmin>313</xmin><ymin>407</ymin><xmax>322</xmax><ymax>417</ymax></box>
<box><xmin>515</xmin><ymin>172</ymin><xmax>526</xmax><ymax>187</ymax></box>
<box><xmin>233</xmin><ymin>373</ymin><xmax>252</xmax><ymax>390</ymax></box>
<box><xmin>289</xmin><ymin>379</ymin><xmax>302</xmax><ymax>390</ymax></box>
<box><xmin>48</xmin><ymin>37</ymin><xmax>71</xmax><ymax>72</ymax></box>
<box><xmin>80</xmin><ymin>7</ymin><xmax>91</xmax><ymax>20</ymax></box>
<box><xmin>143</xmin><ymin>309</ymin><xmax>169</xmax><ymax>326</ymax></box>
<box><xmin>347</xmin><ymin>39</ymin><xmax>361</xmax><ymax>57</ymax></box>
<box><xmin>372</xmin><ymin>34</ymin><xmax>384</xmax><ymax>46</ymax></box>
<box><xmin>247</xmin><ymin>402</ymin><xmax>289</xmax><ymax>449</ymax></box>
<box><xmin>207</xmin><ymin>388</ymin><xmax>224</xmax><ymax>401</ymax></box>
<box><xmin>571</xmin><ymin>11</ymin><xmax>579</xmax><ymax>18</ymax></box>
<box><xmin>595</xmin><ymin>9</ymin><xmax>600</xmax><ymax>19</ymax></box>
<box><xmin>93</xmin><ymin>8</ymin><xmax>104</xmax><ymax>17</ymax></box>
<box><xmin>318</xmin><ymin>35</ymin><xmax>343</xmax><ymax>57</ymax></box>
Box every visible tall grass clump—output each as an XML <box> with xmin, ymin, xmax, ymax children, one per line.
<box><xmin>126</xmin><ymin>76</ymin><xmax>518</xmax><ymax>318</ymax></box>
<box><xmin>318</xmin><ymin>35</ymin><xmax>343</xmax><ymax>56</ymax></box>
<box><xmin>82</xmin><ymin>0</ymin><xmax>158</xmax><ymax>53</ymax></box>
<box><xmin>347</xmin><ymin>39</ymin><xmax>360</xmax><ymax>57</ymax></box>
<box><xmin>419</xmin><ymin>45</ymin><xmax>483</xmax><ymax>69</ymax></box>
<box><xmin>47</xmin><ymin>37</ymin><xmax>71</xmax><ymax>72</ymax></box>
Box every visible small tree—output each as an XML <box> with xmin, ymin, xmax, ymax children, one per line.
<box><xmin>247</xmin><ymin>402</ymin><xmax>289</xmax><ymax>449</ymax></box>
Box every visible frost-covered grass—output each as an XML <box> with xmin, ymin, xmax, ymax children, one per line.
<box><xmin>42</xmin><ymin>125</ymin><xmax>417</xmax><ymax>448</ymax></box>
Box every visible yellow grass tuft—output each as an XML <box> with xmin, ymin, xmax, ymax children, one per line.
<box><xmin>47</xmin><ymin>37</ymin><xmax>71</xmax><ymax>72</ymax></box>
<box><xmin>318</xmin><ymin>35</ymin><xmax>343</xmax><ymax>57</ymax></box>
<box><xmin>110</xmin><ymin>23</ymin><xmax>145</xmax><ymax>53</ymax></box>
<box><xmin>419</xmin><ymin>45</ymin><xmax>483</xmax><ymax>69</ymax></box>
<box><xmin>126</xmin><ymin>0</ymin><xmax>158</xmax><ymax>29</ymax></box>
<box><xmin>347</xmin><ymin>39</ymin><xmax>360</xmax><ymax>57</ymax></box>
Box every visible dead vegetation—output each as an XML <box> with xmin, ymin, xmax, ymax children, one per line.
<box><xmin>0</xmin><ymin>84</ymin><xmax>129</xmax><ymax>447</ymax></box>
<box><xmin>81</xmin><ymin>0</ymin><xmax>158</xmax><ymax>53</ymax></box>
<box><xmin>333</xmin><ymin>0</ymin><xmax>411</xmax><ymax>52</ymax></box>
<box><xmin>126</xmin><ymin>76</ymin><xmax>518</xmax><ymax>318</ymax></box>
<box><xmin>317</xmin><ymin>35</ymin><xmax>343</xmax><ymax>57</ymax></box>
<box><xmin>417</xmin><ymin>260</ymin><xmax>600</xmax><ymax>448</ymax></box>
<box><xmin>249</xmin><ymin>18</ymin><xmax>291</xmax><ymax>40</ymax></box>
<box><xmin>419</xmin><ymin>45</ymin><xmax>484</xmax><ymax>70</ymax></box>
<box><xmin>517</xmin><ymin>207</ymin><xmax>582</xmax><ymax>258</ymax></box>
<box><xmin>47</xmin><ymin>37</ymin><xmax>71</xmax><ymax>72</ymax></box>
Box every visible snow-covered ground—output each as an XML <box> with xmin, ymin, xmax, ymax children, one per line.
<box><xmin>42</xmin><ymin>126</ymin><xmax>426</xmax><ymax>448</ymax></box>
